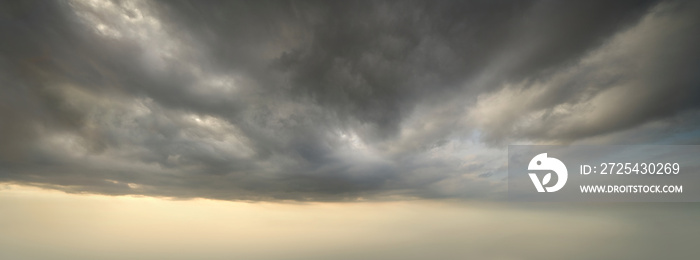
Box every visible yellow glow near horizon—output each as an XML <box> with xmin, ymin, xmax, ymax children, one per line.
<box><xmin>1</xmin><ymin>184</ymin><xmax>697</xmax><ymax>260</ymax></box>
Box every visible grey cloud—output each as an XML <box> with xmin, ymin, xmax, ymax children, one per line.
<box><xmin>274</xmin><ymin>0</ymin><xmax>657</xmax><ymax>139</ymax></box>
<box><xmin>1</xmin><ymin>0</ymin><xmax>699</xmax><ymax>201</ymax></box>
<box><xmin>469</xmin><ymin>1</ymin><xmax>700</xmax><ymax>144</ymax></box>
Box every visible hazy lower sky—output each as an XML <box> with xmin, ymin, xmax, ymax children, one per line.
<box><xmin>1</xmin><ymin>0</ymin><xmax>700</xmax><ymax>259</ymax></box>
<box><xmin>1</xmin><ymin>184</ymin><xmax>698</xmax><ymax>260</ymax></box>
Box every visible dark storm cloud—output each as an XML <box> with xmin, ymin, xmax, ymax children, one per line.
<box><xmin>1</xmin><ymin>0</ymin><xmax>698</xmax><ymax>201</ymax></box>
<box><xmin>469</xmin><ymin>1</ymin><xmax>700</xmax><ymax>143</ymax></box>
<box><xmin>272</xmin><ymin>0</ymin><xmax>657</xmax><ymax>139</ymax></box>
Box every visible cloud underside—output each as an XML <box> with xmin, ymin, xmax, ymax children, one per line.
<box><xmin>1</xmin><ymin>0</ymin><xmax>699</xmax><ymax>201</ymax></box>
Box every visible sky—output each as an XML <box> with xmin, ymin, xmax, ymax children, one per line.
<box><xmin>1</xmin><ymin>184</ymin><xmax>699</xmax><ymax>260</ymax></box>
<box><xmin>1</xmin><ymin>0</ymin><xmax>700</xmax><ymax>259</ymax></box>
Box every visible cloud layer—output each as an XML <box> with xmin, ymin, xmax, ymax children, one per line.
<box><xmin>1</xmin><ymin>0</ymin><xmax>699</xmax><ymax>201</ymax></box>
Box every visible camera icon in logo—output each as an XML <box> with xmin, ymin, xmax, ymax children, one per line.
<box><xmin>528</xmin><ymin>153</ymin><xmax>568</xmax><ymax>192</ymax></box>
